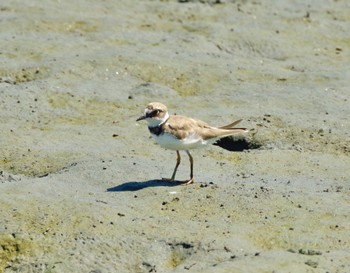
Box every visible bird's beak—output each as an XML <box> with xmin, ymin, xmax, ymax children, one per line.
<box><xmin>136</xmin><ymin>114</ymin><xmax>146</xmax><ymax>121</ymax></box>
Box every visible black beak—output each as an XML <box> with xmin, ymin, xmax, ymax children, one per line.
<box><xmin>136</xmin><ymin>114</ymin><xmax>146</xmax><ymax>121</ymax></box>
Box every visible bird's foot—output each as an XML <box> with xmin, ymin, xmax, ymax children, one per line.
<box><xmin>180</xmin><ymin>179</ymin><xmax>194</xmax><ymax>185</ymax></box>
<box><xmin>161</xmin><ymin>178</ymin><xmax>194</xmax><ymax>185</ymax></box>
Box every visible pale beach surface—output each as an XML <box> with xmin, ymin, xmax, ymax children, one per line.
<box><xmin>1</xmin><ymin>0</ymin><xmax>349</xmax><ymax>272</ymax></box>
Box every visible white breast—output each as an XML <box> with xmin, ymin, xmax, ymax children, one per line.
<box><xmin>152</xmin><ymin>132</ymin><xmax>207</xmax><ymax>150</ymax></box>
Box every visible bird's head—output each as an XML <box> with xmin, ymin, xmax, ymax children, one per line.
<box><xmin>136</xmin><ymin>102</ymin><xmax>169</xmax><ymax>127</ymax></box>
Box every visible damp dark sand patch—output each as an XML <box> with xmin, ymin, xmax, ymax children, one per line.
<box><xmin>213</xmin><ymin>136</ymin><xmax>262</xmax><ymax>152</ymax></box>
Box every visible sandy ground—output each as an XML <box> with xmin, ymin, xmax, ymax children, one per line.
<box><xmin>1</xmin><ymin>0</ymin><xmax>350</xmax><ymax>272</ymax></box>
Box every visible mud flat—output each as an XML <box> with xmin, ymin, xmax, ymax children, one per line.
<box><xmin>1</xmin><ymin>0</ymin><xmax>349</xmax><ymax>272</ymax></box>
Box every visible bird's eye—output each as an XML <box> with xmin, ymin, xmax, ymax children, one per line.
<box><xmin>148</xmin><ymin>110</ymin><xmax>159</xmax><ymax>117</ymax></box>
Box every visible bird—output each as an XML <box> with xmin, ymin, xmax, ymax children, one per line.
<box><xmin>136</xmin><ymin>102</ymin><xmax>248</xmax><ymax>185</ymax></box>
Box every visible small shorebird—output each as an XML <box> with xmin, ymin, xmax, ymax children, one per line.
<box><xmin>136</xmin><ymin>102</ymin><xmax>248</xmax><ymax>185</ymax></box>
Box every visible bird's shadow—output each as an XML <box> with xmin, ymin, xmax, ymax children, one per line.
<box><xmin>107</xmin><ymin>179</ymin><xmax>183</xmax><ymax>192</ymax></box>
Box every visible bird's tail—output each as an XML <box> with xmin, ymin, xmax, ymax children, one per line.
<box><xmin>218</xmin><ymin>119</ymin><xmax>249</xmax><ymax>134</ymax></box>
<box><xmin>219</xmin><ymin>119</ymin><xmax>243</xmax><ymax>129</ymax></box>
<box><xmin>202</xmin><ymin>119</ymin><xmax>249</xmax><ymax>143</ymax></box>
<box><xmin>213</xmin><ymin>119</ymin><xmax>251</xmax><ymax>151</ymax></box>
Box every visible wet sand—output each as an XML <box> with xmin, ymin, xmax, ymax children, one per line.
<box><xmin>1</xmin><ymin>0</ymin><xmax>349</xmax><ymax>272</ymax></box>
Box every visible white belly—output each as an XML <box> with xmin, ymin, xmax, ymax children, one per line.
<box><xmin>152</xmin><ymin>132</ymin><xmax>207</xmax><ymax>150</ymax></box>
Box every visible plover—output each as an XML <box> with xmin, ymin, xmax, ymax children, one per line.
<box><xmin>136</xmin><ymin>102</ymin><xmax>248</xmax><ymax>185</ymax></box>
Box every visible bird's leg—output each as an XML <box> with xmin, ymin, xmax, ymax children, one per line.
<box><xmin>171</xmin><ymin>150</ymin><xmax>181</xmax><ymax>180</ymax></box>
<box><xmin>182</xmin><ymin>150</ymin><xmax>194</xmax><ymax>185</ymax></box>
<box><xmin>162</xmin><ymin>150</ymin><xmax>181</xmax><ymax>181</ymax></box>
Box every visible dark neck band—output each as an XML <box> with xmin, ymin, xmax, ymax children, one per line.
<box><xmin>148</xmin><ymin>118</ymin><xmax>169</xmax><ymax>136</ymax></box>
<box><xmin>148</xmin><ymin>125</ymin><xmax>163</xmax><ymax>136</ymax></box>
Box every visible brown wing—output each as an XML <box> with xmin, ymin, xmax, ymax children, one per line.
<box><xmin>164</xmin><ymin>115</ymin><xmax>248</xmax><ymax>141</ymax></box>
<box><xmin>164</xmin><ymin>115</ymin><xmax>211</xmax><ymax>139</ymax></box>
<box><xmin>198</xmin><ymin>127</ymin><xmax>248</xmax><ymax>140</ymax></box>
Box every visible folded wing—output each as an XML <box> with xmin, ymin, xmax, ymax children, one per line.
<box><xmin>165</xmin><ymin>115</ymin><xmax>248</xmax><ymax>141</ymax></box>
